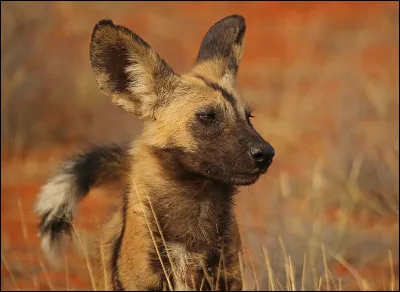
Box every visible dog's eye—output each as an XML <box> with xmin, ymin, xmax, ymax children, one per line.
<box><xmin>197</xmin><ymin>112</ymin><xmax>216</xmax><ymax>124</ymax></box>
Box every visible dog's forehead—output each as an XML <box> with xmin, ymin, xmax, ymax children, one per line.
<box><xmin>178</xmin><ymin>74</ymin><xmax>246</xmax><ymax>111</ymax></box>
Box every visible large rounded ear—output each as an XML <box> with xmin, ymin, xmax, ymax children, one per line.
<box><xmin>90</xmin><ymin>20</ymin><xmax>179</xmax><ymax>119</ymax></box>
<box><xmin>195</xmin><ymin>15</ymin><xmax>246</xmax><ymax>87</ymax></box>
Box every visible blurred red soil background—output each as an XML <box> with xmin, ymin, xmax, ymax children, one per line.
<box><xmin>1</xmin><ymin>2</ymin><xmax>399</xmax><ymax>291</ymax></box>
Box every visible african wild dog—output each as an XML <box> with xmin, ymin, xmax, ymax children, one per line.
<box><xmin>35</xmin><ymin>15</ymin><xmax>275</xmax><ymax>291</ymax></box>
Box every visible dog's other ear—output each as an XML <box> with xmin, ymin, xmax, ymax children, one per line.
<box><xmin>195</xmin><ymin>15</ymin><xmax>246</xmax><ymax>87</ymax></box>
<box><xmin>90</xmin><ymin>20</ymin><xmax>179</xmax><ymax>119</ymax></box>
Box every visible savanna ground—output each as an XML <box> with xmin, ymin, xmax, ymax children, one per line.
<box><xmin>1</xmin><ymin>2</ymin><xmax>399</xmax><ymax>291</ymax></box>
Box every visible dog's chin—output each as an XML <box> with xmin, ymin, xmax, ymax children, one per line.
<box><xmin>200</xmin><ymin>163</ymin><xmax>270</xmax><ymax>186</ymax></box>
<box><xmin>203</xmin><ymin>170</ymin><xmax>260</xmax><ymax>186</ymax></box>
<box><xmin>229</xmin><ymin>172</ymin><xmax>261</xmax><ymax>186</ymax></box>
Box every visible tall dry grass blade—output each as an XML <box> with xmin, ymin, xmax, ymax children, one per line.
<box><xmin>221</xmin><ymin>245</ymin><xmax>228</xmax><ymax>290</ymax></box>
<box><xmin>278</xmin><ymin>236</ymin><xmax>291</xmax><ymax>290</ymax></box>
<box><xmin>389</xmin><ymin>249</ymin><xmax>395</xmax><ymax>291</ymax></box>
<box><xmin>322</xmin><ymin>244</ymin><xmax>335</xmax><ymax>290</ymax></box>
<box><xmin>199</xmin><ymin>276</ymin><xmax>205</xmax><ymax>291</ymax></box>
<box><xmin>1</xmin><ymin>250</ymin><xmax>20</xmax><ymax>291</ymax></box>
<box><xmin>330</xmin><ymin>252</ymin><xmax>370</xmax><ymax>290</ymax></box>
<box><xmin>345</xmin><ymin>155</ymin><xmax>364</xmax><ymax>212</ymax></box>
<box><xmin>312</xmin><ymin>267</ymin><xmax>318</xmax><ymax>291</ymax></box>
<box><xmin>17</xmin><ymin>198</ymin><xmax>28</xmax><ymax>239</ymax></box>
<box><xmin>93</xmin><ymin>213</ymin><xmax>110</xmax><ymax>290</ymax></box>
<box><xmin>317</xmin><ymin>277</ymin><xmax>322</xmax><ymax>291</ymax></box>
<box><xmin>246</xmin><ymin>249</ymin><xmax>260</xmax><ymax>291</ymax></box>
<box><xmin>263</xmin><ymin>244</ymin><xmax>284</xmax><ymax>290</ymax></box>
<box><xmin>262</xmin><ymin>245</ymin><xmax>276</xmax><ymax>291</ymax></box>
<box><xmin>99</xmin><ymin>233</ymin><xmax>108</xmax><ymax>290</ymax></box>
<box><xmin>144</xmin><ymin>190</ymin><xmax>179</xmax><ymax>283</ymax></box>
<box><xmin>18</xmin><ymin>196</ymin><xmax>37</xmax><ymax>289</ymax></box>
<box><xmin>184</xmin><ymin>271</ymin><xmax>188</xmax><ymax>290</ymax></box>
<box><xmin>348</xmin><ymin>154</ymin><xmax>364</xmax><ymax>183</ymax></box>
<box><xmin>131</xmin><ymin>181</ymin><xmax>173</xmax><ymax>291</ymax></box>
<box><xmin>39</xmin><ymin>259</ymin><xmax>54</xmax><ymax>291</ymax></box>
<box><xmin>301</xmin><ymin>253</ymin><xmax>307</xmax><ymax>291</ymax></box>
<box><xmin>338</xmin><ymin>278</ymin><xmax>343</xmax><ymax>291</ymax></box>
<box><xmin>335</xmin><ymin>200</ymin><xmax>352</xmax><ymax>248</ymax></box>
<box><xmin>32</xmin><ymin>277</ymin><xmax>40</xmax><ymax>290</ymax></box>
<box><xmin>238</xmin><ymin>251</ymin><xmax>246</xmax><ymax>291</ymax></box>
<box><xmin>309</xmin><ymin>238</ymin><xmax>371</xmax><ymax>290</ymax></box>
<box><xmin>200</xmin><ymin>261</ymin><xmax>214</xmax><ymax>290</ymax></box>
<box><xmin>190</xmin><ymin>274</ymin><xmax>196</xmax><ymax>291</ymax></box>
<box><xmin>289</xmin><ymin>254</ymin><xmax>296</xmax><ymax>291</ymax></box>
<box><xmin>215</xmin><ymin>243</ymin><xmax>224</xmax><ymax>290</ymax></box>
<box><xmin>69</xmin><ymin>220</ymin><xmax>96</xmax><ymax>291</ymax></box>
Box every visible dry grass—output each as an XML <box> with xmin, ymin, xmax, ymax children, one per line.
<box><xmin>6</xmin><ymin>183</ymin><xmax>391</xmax><ymax>292</ymax></box>
<box><xmin>23</xmin><ymin>219</ymin><xmax>395</xmax><ymax>291</ymax></box>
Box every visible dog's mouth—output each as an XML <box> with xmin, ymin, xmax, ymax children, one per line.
<box><xmin>200</xmin><ymin>157</ymin><xmax>273</xmax><ymax>186</ymax></box>
<box><xmin>230</xmin><ymin>171</ymin><xmax>261</xmax><ymax>186</ymax></box>
<box><xmin>229</xmin><ymin>161</ymin><xmax>273</xmax><ymax>185</ymax></box>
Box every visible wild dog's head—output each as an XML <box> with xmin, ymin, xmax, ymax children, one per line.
<box><xmin>90</xmin><ymin>15</ymin><xmax>274</xmax><ymax>186</ymax></box>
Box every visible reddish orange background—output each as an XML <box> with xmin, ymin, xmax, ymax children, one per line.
<box><xmin>1</xmin><ymin>2</ymin><xmax>399</xmax><ymax>291</ymax></box>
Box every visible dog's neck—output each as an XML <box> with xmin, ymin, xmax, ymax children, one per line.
<box><xmin>128</xmin><ymin>142</ymin><xmax>237</xmax><ymax>251</ymax></box>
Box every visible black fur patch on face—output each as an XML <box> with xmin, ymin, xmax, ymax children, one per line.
<box><xmin>111</xmin><ymin>187</ymin><xmax>129</xmax><ymax>291</ymax></box>
<box><xmin>153</xmin><ymin>123</ymin><xmax>265</xmax><ymax>185</ymax></box>
<box><xmin>194</xmin><ymin>74</ymin><xmax>236</xmax><ymax>105</ymax></box>
<box><xmin>196</xmin><ymin>15</ymin><xmax>245</xmax><ymax>62</ymax></box>
<box><xmin>149</xmin><ymin>145</ymin><xmax>237</xmax><ymax>190</ymax></box>
<box><xmin>192</xmin><ymin>121</ymin><xmax>265</xmax><ymax>184</ymax></box>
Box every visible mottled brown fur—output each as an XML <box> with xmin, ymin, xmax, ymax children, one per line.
<box><xmin>89</xmin><ymin>14</ymin><xmax>275</xmax><ymax>291</ymax></box>
<box><xmin>37</xmin><ymin>14</ymin><xmax>275</xmax><ymax>291</ymax></box>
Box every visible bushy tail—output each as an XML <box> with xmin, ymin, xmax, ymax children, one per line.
<box><xmin>35</xmin><ymin>145</ymin><xmax>130</xmax><ymax>265</ymax></box>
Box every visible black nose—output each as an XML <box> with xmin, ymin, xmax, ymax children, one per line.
<box><xmin>250</xmin><ymin>144</ymin><xmax>275</xmax><ymax>170</ymax></box>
